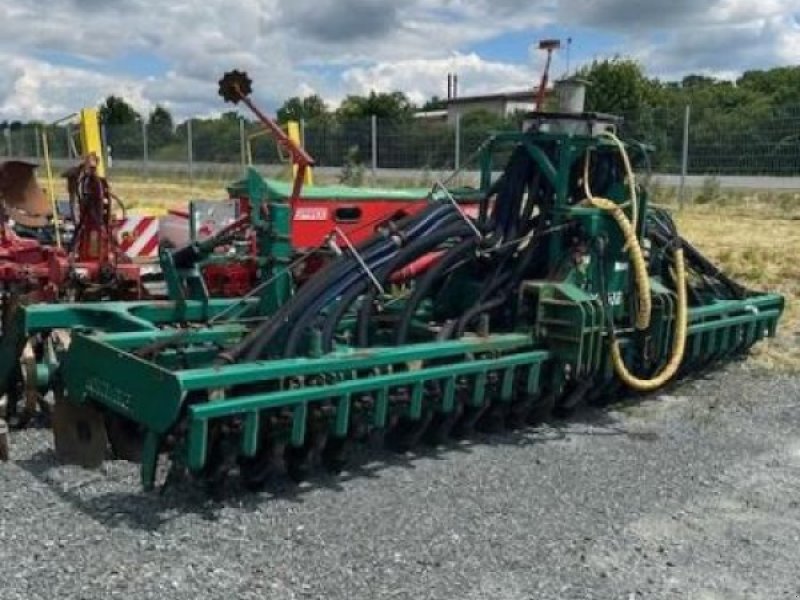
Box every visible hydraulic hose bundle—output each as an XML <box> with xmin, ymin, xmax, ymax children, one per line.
<box><xmin>219</xmin><ymin>203</ymin><xmax>472</xmax><ymax>363</ymax></box>
<box><xmin>221</xmin><ymin>129</ymin><xmax>691</xmax><ymax>395</ymax></box>
<box><xmin>218</xmin><ymin>132</ymin><xmax>560</xmax><ymax>366</ymax></box>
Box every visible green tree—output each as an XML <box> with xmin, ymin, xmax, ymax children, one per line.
<box><xmin>98</xmin><ymin>96</ymin><xmax>142</xmax><ymax>159</ymax></box>
<box><xmin>681</xmin><ymin>74</ymin><xmax>717</xmax><ymax>89</ymax></box>
<box><xmin>184</xmin><ymin>112</ymin><xmax>247</xmax><ymax>163</ymax></box>
<box><xmin>578</xmin><ymin>58</ymin><xmax>657</xmax><ymax>118</ymax></box>
<box><xmin>336</xmin><ymin>91</ymin><xmax>415</xmax><ymax>121</ymax></box>
<box><xmin>277</xmin><ymin>95</ymin><xmax>328</xmax><ymax>123</ymax></box>
<box><xmin>98</xmin><ymin>95</ymin><xmax>140</xmax><ymax>125</ymax></box>
<box><xmin>147</xmin><ymin>105</ymin><xmax>175</xmax><ymax>150</ymax></box>
<box><xmin>459</xmin><ymin>108</ymin><xmax>508</xmax><ymax>131</ymax></box>
<box><xmin>421</xmin><ymin>96</ymin><xmax>447</xmax><ymax>111</ymax></box>
<box><xmin>737</xmin><ymin>66</ymin><xmax>800</xmax><ymax>106</ymax></box>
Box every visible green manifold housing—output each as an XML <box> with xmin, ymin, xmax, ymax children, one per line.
<box><xmin>0</xmin><ymin>98</ymin><xmax>785</xmax><ymax>492</ymax></box>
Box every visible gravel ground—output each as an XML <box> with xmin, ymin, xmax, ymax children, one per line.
<box><xmin>1</xmin><ymin>362</ymin><xmax>800</xmax><ymax>600</ymax></box>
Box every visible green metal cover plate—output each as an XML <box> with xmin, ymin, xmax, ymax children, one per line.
<box><xmin>261</xmin><ymin>178</ymin><xmax>432</xmax><ymax>201</ymax></box>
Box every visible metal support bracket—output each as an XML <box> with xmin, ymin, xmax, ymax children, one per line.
<box><xmin>335</xmin><ymin>226</ymin><xmax>385</xmax><ymax>295</ymax></box>
<box><xmin>432</xmin><ymin>181</ymin><xmax>483</xmax><ymax>240</ymax></box>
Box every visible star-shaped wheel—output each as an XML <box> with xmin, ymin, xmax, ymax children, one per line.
<box><xmin>218</xmin><ymin>70</ymin><xmax>252</xmax><ymax>104</ymax></box>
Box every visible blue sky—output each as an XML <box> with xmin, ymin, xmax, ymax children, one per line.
<box><xmin>0</xmin><ymin>0</ymin><xmax>798</xmax><ymax>120</ymax></box>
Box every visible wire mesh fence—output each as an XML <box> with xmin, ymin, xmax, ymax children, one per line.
<box><xmin>2</xmin><ymin>103</ymin><xmax>800</xmax><ymax>185</ymax></box>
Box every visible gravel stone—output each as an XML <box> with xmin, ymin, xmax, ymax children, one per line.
<box><xmin>1</xmin><ymin>361</ymin><xmax>799</xmax><ymax>599</ymax></box>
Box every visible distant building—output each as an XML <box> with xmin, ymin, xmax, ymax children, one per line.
<box><xmin>414</xmin><ymin>88</ymin><xmax>543</xmax><ymax>125</ymax></box>
<box><xmin>444</xmin><ymin>90</ymin><xmax>539</xmax><ymax>125</ymax></box>
<box><xmin>413</xmin><ymin>109</ymin><xmax>448</xmax><ymax>123</ymax></box>
<box><xmin>414</xmin><ymin>74</ymin><xmax>547</xmax><ymax>124</ymax></box>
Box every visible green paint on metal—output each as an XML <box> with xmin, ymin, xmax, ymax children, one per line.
<box><xmin>471</xmin><ymin>372</ymin><xmax>487</xmax><ymax>407</ymax></box>
<box><xmin>141</xmin><ymin>431</ymin><xmax>161</xmax><ymax>491</ymax></box>
<box><xmin>525</xmin><ymin>364</ymin><xmax>541</xmax><ymax>397</ymax></box>
<box><xmin>500</xmin><ymin>368</ymin><xmax>515</xmax><ymax>402</ymax></box>
<box><xmin>441</xmin><ymin>377</ymin><xmax>456</xmax><ymax>413</ymax></box>
<box><xmin>373</xmin><ymin>388</ymin><xmax>389</xmax><ymax>428</ymax></box>
<box><xmin>173</xmin><ymin>334</ymin><xmax>532</xmax><ymax>392</ymax></box>
<box><xmin>333</xmin><ymin>394</ymin><xmax>351</xmax><ymax>437</ymax></box>
<box><xmin>409</xmin><ymin>383</ymin><xmax>424</xmax><ymax>420</ymax></box>
<box><xmin>261</xmin><ymin>178</ymin><xmax>433</xmax><ymax>201</ymax></box>
<box><xmin>189</xmin><ymin>351</ymin><xmax>548</xmax><ymax>420</ymax></box>
<box><xmin>42</xmin><ymin>124</ymin><xmax>786</xmax><ymax>491</ymax></box>
<box><xmin>188</xmin><ymin>419</ymin><xmax>208</xmax><ymax>472</ymax></box>
<box><xmin>241</xmin><ymin>411</ymin><xmax>260</xmax><ymax>457</ymax></box>
<box><xmin>291</xmin><ymin>403</ymin><xmax>308</xmax><ymax>447</ymax></box>
<box><xmin>64</xmin><ymin>334</ymin><xmax>185</xmax><ymax>434</ymax></box>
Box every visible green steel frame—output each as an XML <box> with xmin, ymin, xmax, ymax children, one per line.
<box><xmin>8</xmin><ymin>122</ymin><xmax>785</xmax><ymax>491</ymax></box>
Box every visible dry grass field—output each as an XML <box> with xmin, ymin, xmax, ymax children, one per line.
<box><xmin>674</xmin><ymin>203</ymin><xmax>799</xmax><ymax>370</ymax></box>
<box><xmin>110</xmin><ymin>175</ymin><xmax>800</xmax><ymax>371</ymax></box>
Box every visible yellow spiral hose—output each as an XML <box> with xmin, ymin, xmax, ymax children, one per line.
<box><xmin>583</xmin><ymin>134</ymin><xmax>688</xmax><ymax>391</ymax></box>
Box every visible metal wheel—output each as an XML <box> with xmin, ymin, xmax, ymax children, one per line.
<box><xmin>321</xmin><ymin>437</ymin><xmax>350</xmax><ymax>474</ymax></box>
<box><xmin>240</xmin><ymin>436</ymin><xmax>286</xmax><ymax>491</ymax></box>
<box><xmin>385</xmin><ymin>410</ymin><xmax>434</xmax><ymax>453</ymax></box>
<box><xmin>527</xmin><ymin>392</ymin><xmax>556</xmax><ymax>424</ymax></box>
<box><xmin>105</xmin><ymin>414</ymin><xmax>145</xmax><ymax>462</ymax></box>
<box><xmin>284</xmin><ymin>444</ymin><xmax>313</xmax><ymax>483</ymax></box>
<box><xmin>476</xmin><ymin>401</ymin><xmax>509</xmax><ymax>434</ymax></box>
<box><xmin>507</xmin><ymin>393</ymin><xmax>538</xmax><ymax>430</ymax></box>
<box><xmin>452</xmin><ymin>404</ymin><xmax>489</xmax><ymax>439</ymax></box>
<box><xmin>423</xmin><ymin>410</ymin><xmax>460</xmax><ymax>446</ymax></box>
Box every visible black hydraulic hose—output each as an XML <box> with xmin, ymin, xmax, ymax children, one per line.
<box><xmin>353</xmin><ymin>221</ymin><xmax>472</xmax><ymax>348</ymax></box>
<box><xmin>454</xmin><ymin>294</ymin><xmax>509</xmax><ymax>338</ymax></box>
<box><xmin>464</xmin><ymin>208</ymin><xmax>549</xmax><ymax>324</ymax></box>
<box><xmin>452</xmin><ymin>225</ymin><xmax>550</xmax><ymax>340</ymax></box>
<box><xmin>520</xmin><ymin>170</ymin><xmax>542</xmax><ymax>229</ymax></box>
<box><xmin>681</xmin><ymin>237</ymin><xmax>749</xmax><ymax>298</ymax></box>
<box><xmin>480</xmin><ymin>174</ymin><xmax>505</xmax><ymax>226</ymax></box>
<box><xmin>451</xmin><ymin>145</ymin><xmax>552</xmax><ymax>341</ymax></box>
<box><xmin>646</xmin><ymin>206</ymin><xmax>748</xmax><ymax>299</ymax></box>
<box><xmin>218</xmin><ymin>232</ymin><xmax>392</xmax><ymax>364</ymax></box>
<box><xmin>492</xmin><ymin>146</ymin><xmax>532</xmax><ymax>240</ymax></box>
<box><xmin>320</xmin><ymin>228</ymin><xmax>478</xmax><ymax>353</ymax></box>
<box><xmin>392</xmin><ymin>236</ymin><xmax>479</xmax><ymax>345</ymax></box>
<box><xmin>479</xmin><ymin>142</ymin><xmax>539</xmax><ymax>236</ymax></box>
<box><xmin>318</xmin><ymin>281</ymin><xmax>370</xmax><ymax>354</ymax></box>
<box><xmin>284</xmin><ymin>214</ymin><xmax>469</xmax><ymax>357</ymax></box>
<box><xmin>243</xmin><ymin>239</ymin><xmax>402</xmax><ymax>361</ymax></box>
<box><xmin>229</xmin><ymin>236</ymin><xmax>392</xmax><ymax>362</ymax></box>
<box><xmin>218</xmin><ymin>204</ymin><xmax>456</xmax><ymax>364</ymax></box>
<box><xmin>288</xmin><ymin>218</ymin><xmax>470</xmax><ymax>356</ymax></box>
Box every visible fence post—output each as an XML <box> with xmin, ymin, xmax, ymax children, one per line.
<box><xmin>239</xmin><ymin>116</ymin><xmax>246</xmax><ymax>167</ymax></box>
<box><xmin>63</xmin><ymin>127</ymin><xmax>70</xmax><ymax>159</ymax></box>
<box><xmin>454</xmin><ymin>113</ymin><xmax>461</xmax><ymax>174</ymax></box>
<box><xmin>187</xmin><ymin>118</ymin><xmax>194</xmax><ymax>187</ymax></box>
<box><xmin>679</xmin><ymin>104</ymin><xmax>691</xmax><ymax>209</ymax></box>
<box><xmin>101</xmin><ymin>124</ymin><xmax>111</xmax><ymax>170</ymax></box>
<box><xmin>142</xmin><ymin>120</ymin><xmax>149</xmax><ymax>179</ymax></box>
<box><xmin>371</xmin><ymin>115</ymin><xmax>378</xmax><ymax>177</ymax></box>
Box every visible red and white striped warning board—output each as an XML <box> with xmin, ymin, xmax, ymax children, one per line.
<box><xmin>116</xmin><ymin>216</ymin><xmax>160</xmax><ymax>259</ymax></box>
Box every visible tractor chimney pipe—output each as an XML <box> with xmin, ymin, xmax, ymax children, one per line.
<box><xmin>447</xmin><ymin>74</ymin><xmax>452</xmax><ymax>100</ymax></box>
<box><xmin>453</xmin><ymin>74</ymin><xmax>459</xmax><ymax>99</ymax></box>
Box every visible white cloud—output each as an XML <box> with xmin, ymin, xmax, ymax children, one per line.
<box><xmin>0</xmin><ymin>54</ymin><xmax>150</xmax><ymax>121</ymax></box>
<box><xmin>0</xmin><ymin>0</ymin><xmax>797</xmax><ymax>121</ymax></box>
<box><xmin>342</xmin><ymin>52</ymin><xmax>540</xmax><ymax>105</ymax></box>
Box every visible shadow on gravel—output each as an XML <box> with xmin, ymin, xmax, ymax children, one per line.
<box><xmin>14</xmin><ymin>404</ymin><xmax>644</xmax><ymax>532</ymax></box>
